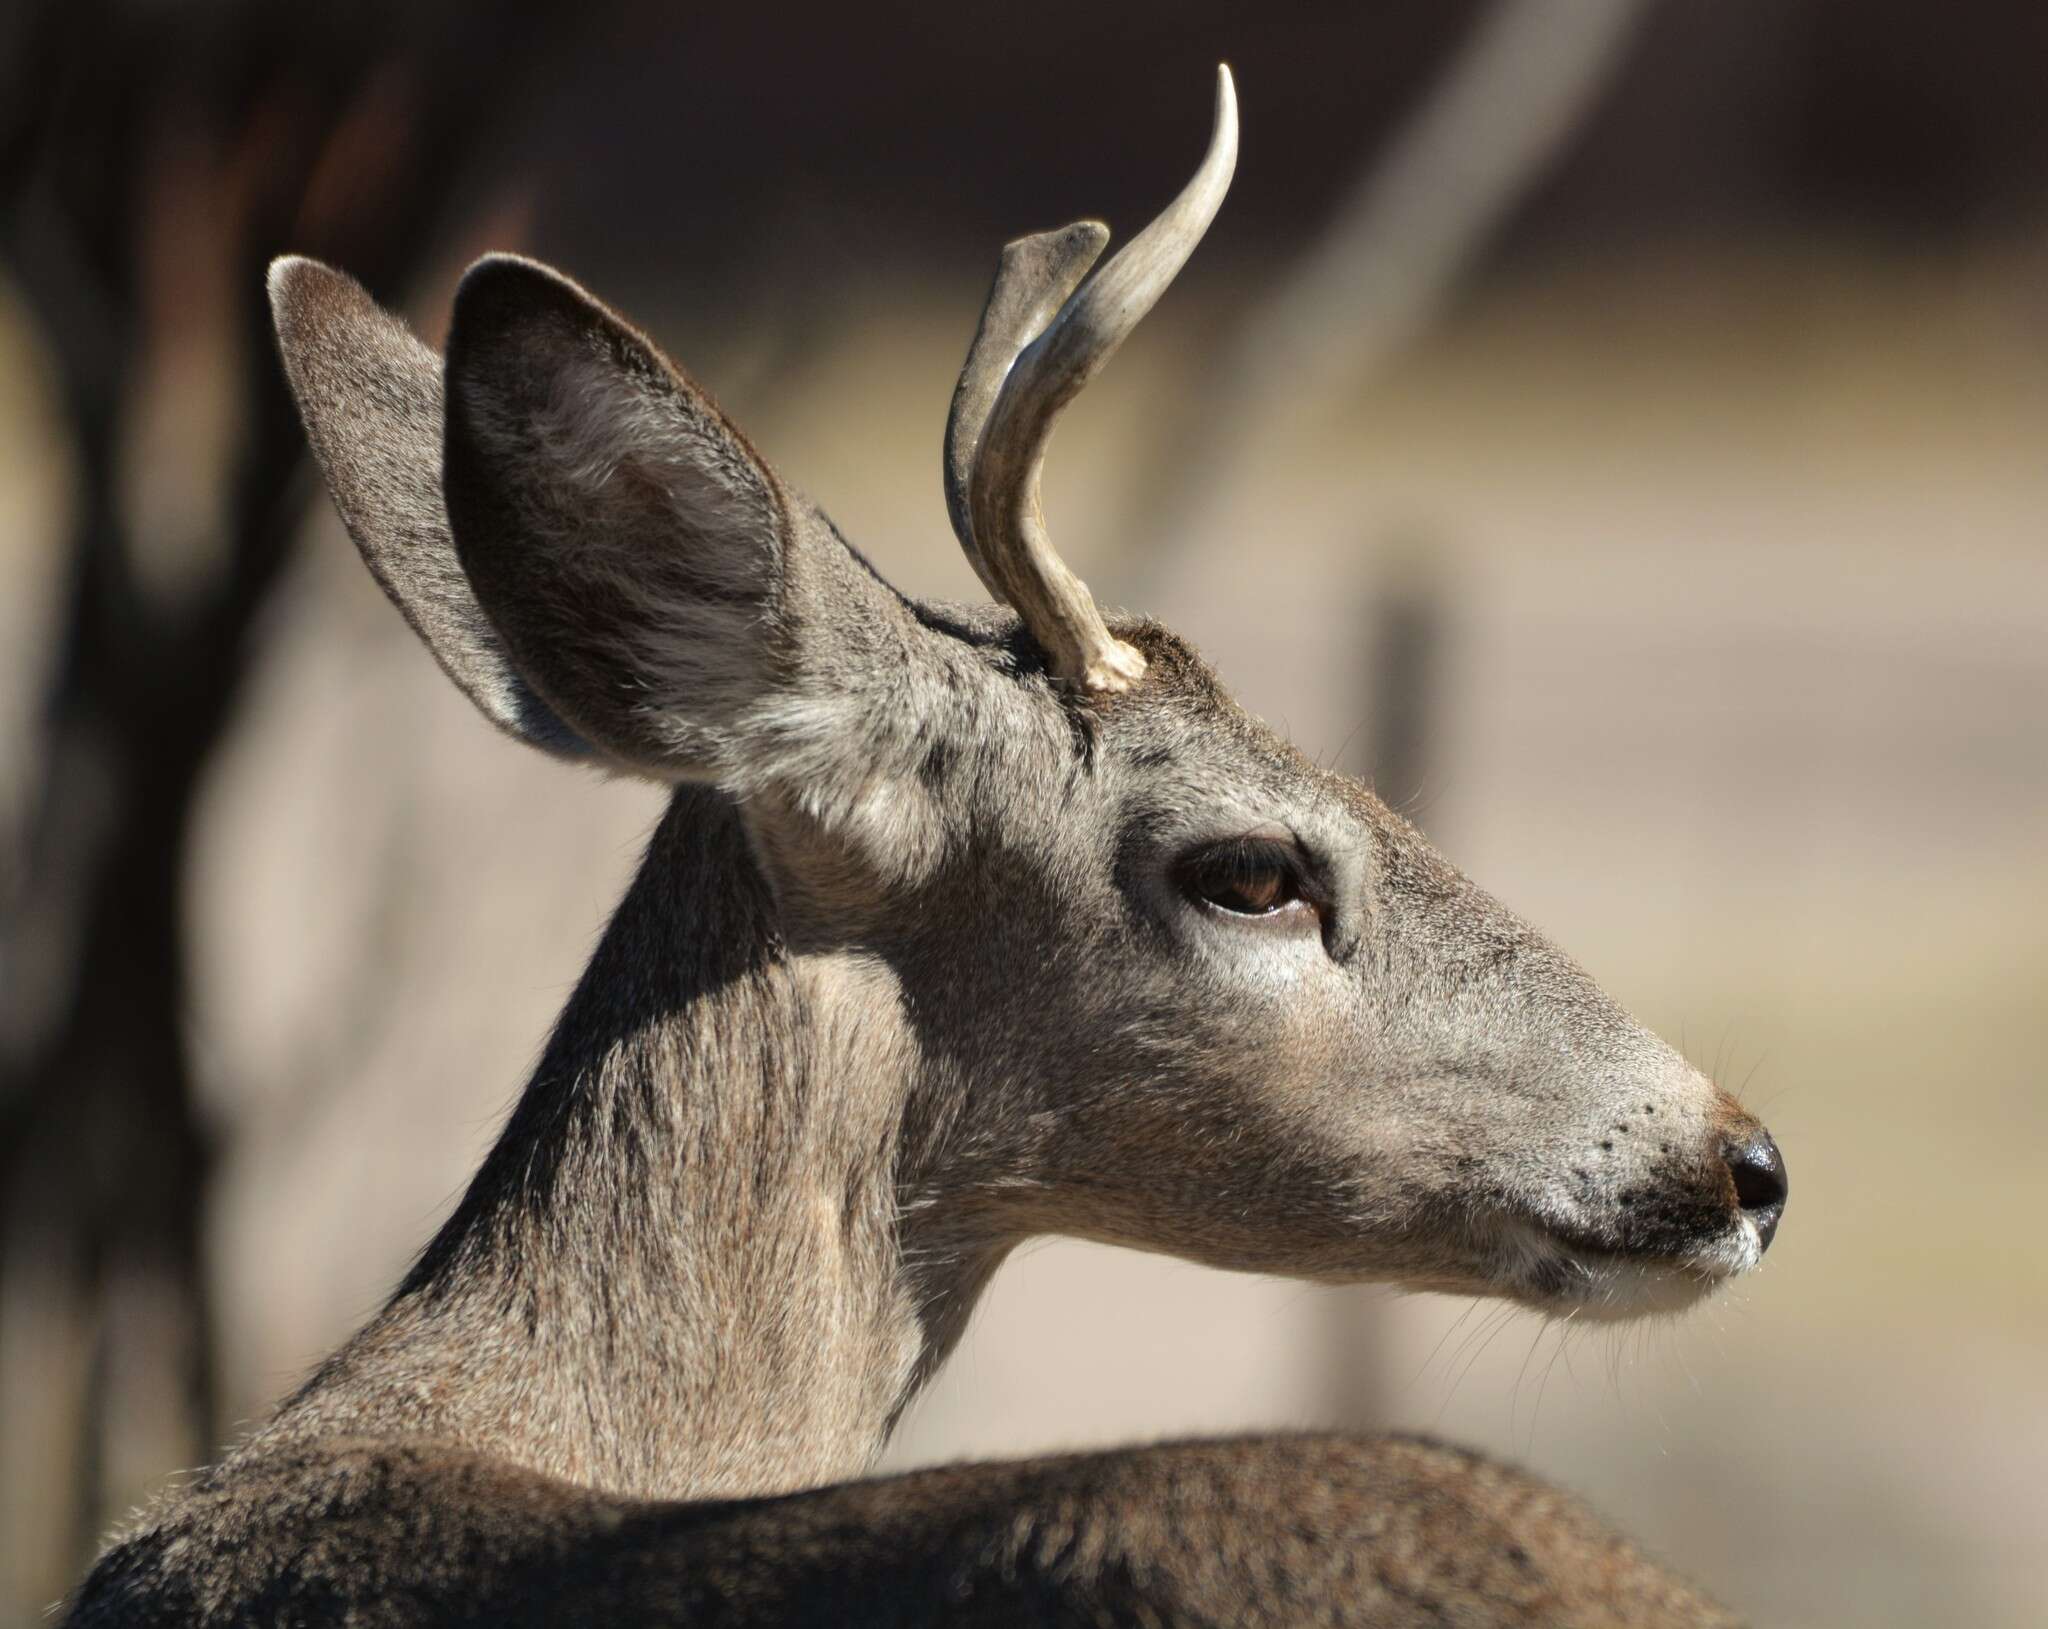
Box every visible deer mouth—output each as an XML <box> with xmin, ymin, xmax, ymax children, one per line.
<box><xmin>1485</xmin><ymin>1210</ymin><xmax>1766</xmax><ymax>1321</ymax></box>
<box><xmin>1468</xmin><ymin>1115</ymin><xmax>1787</xmax><ymax>1318</ymax></box>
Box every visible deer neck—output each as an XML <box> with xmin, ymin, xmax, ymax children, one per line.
<box><xmin>258</xmin><ymin>787</ymin><xmax>998</xmax><ymax>1501</ymax></box>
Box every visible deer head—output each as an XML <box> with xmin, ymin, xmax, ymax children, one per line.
<box><xmin>267</xmin><ymin>65</ymin><xmax>1783</xmax><ymax>1374</ymax></box>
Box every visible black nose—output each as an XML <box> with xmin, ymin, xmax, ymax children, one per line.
<box><xmin>1724</xmin><ymin>1128</ymin><xmax>1788</xmax><ymax>1250</ymax></box>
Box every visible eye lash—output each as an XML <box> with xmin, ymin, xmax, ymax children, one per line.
<box><xmin>1228</xmin><ymin>833</ymin><xmax>1318</xmax><ymax>882</ymax></box>
<box><xmin>1211</xmin><ymin>836</ymin><xmax>1299</xmax><ymax>879</ymax></box>
<box><xmin>1174</xmin><ymin>835</ymin><xmax>1318</xmax><ymax>919</ymax></box>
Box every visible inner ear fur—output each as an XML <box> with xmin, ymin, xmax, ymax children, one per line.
<box><xmin>437</xmin><ymin>255</ymin><xmax>1014</xmax><ymax>831</ymax></box>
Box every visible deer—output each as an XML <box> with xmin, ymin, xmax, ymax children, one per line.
<box><xmin>64</xmin><ymin>67</ymin><xmax>1786</xmax><ymax>1627</ymax></box>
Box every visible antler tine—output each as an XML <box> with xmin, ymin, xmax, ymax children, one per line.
<box><xmin>944</xmin><ymin>221</ymin><xmax>1110</xmax><ymax>596</ymax></box>
<box><xmin>963</xmin><ymin>64</ymin><xmax>1239</xmax><ymax>693</ymax></box>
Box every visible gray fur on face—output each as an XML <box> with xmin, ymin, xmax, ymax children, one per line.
<box><xmin>58</xmin><ymin>253</ymin><xmax>1772</xmax><ymax>1627</ymax></box>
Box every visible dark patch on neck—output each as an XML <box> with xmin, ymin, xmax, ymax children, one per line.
<box><xmin>399</xmin><ymin>785</ymin><xmax>782</xmax><ymax>1300</ymax></box>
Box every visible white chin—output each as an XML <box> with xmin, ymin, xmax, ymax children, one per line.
<box><xmin>1496</xmin><ymin>1215</ymin><xmax>1763</xmax><ymax>1321</ymax></box>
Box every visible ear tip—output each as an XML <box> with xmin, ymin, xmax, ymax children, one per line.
<box><xmin>452</xmin><ymin>253</ymin><xmax>596</xmax><ymax>335</ymax></box>
<box><xmin>267</xmin><ymin>252</ymin><xmax>322</xmax><ymax>297</ymax></box>
<box><xmin>267</xmin><ymin>253</ymin><xmax>347</xmax><ymax>306</ymax></box>
<box><xmin>455</xmin><ymin>250</ymin><xmax>549</xmax><ymax>292</ymax></box>
<box><xmin>267</xmin><ymin>255</ymin><xmax>374</xmax><ymax>346</ymax></box>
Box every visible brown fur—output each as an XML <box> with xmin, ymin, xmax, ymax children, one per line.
<box><xmin>74</xmin><ymin>1435</ymin><xmax>1737</xmax><ymax>1627</ymax></box>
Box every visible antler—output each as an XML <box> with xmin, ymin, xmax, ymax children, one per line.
<box><xmin>943</xmin><ymin>65</ymin><xmax>1239</xmax><ymax>693</ymax></box>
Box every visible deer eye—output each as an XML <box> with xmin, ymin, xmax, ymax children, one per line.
<box><xmin>1177</xmin><ymin>839</ymin><xmax>1308</xmax><ymax>918</ymax></box>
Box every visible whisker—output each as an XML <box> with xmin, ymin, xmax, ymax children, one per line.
<box><xmin>1407</xmin><ymin>1298</ymin><xmax>1484</xmax><ymax>1394</ymax></box>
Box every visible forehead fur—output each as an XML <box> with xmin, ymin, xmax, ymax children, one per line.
<box><xmin>1099</xmin><ymin>617</ymin><xmax>1292</xmax><ymax>772</ymax></box>
<box><xmin>894</xmin><ymin>598</ymin><xmax>1404</xmax><ymax>890</ymax></box>
<box><xmin>1101</xmin><ymin>617</ymin><xmax>1387</xmax><ymax>822</ymax></box>
<box><xmin>1103</xmin><ymin>618</ymin><xmax>1231</xmax><ymax>712</ymax></box>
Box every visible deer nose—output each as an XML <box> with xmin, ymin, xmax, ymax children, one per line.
<box><xmin>1723</xmin><ymin>1128</ymin><xmax>1787</xmax><ymax>1250</ymax></box>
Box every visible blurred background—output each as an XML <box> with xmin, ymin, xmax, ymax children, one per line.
<box><xmin>3</xmin><ymin>1</ymin><xmax>2044</xmax><ymax>1622</ymax></box>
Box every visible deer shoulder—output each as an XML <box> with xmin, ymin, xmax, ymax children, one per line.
<box><xmin>73</xmin><ymin>1434</ymin><xmax>1735</xmax><ymax>1627</ymax></box>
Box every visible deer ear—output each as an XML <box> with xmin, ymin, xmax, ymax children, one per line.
<box><xmin>439</xmin><ymin>253</ymin><xmax>909</xmax><ymax>784</ymax></box>
<box><xmin>266</xmin><ymin>257</ymin><xmax>589</xmax><ymax>758</ymax></box>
